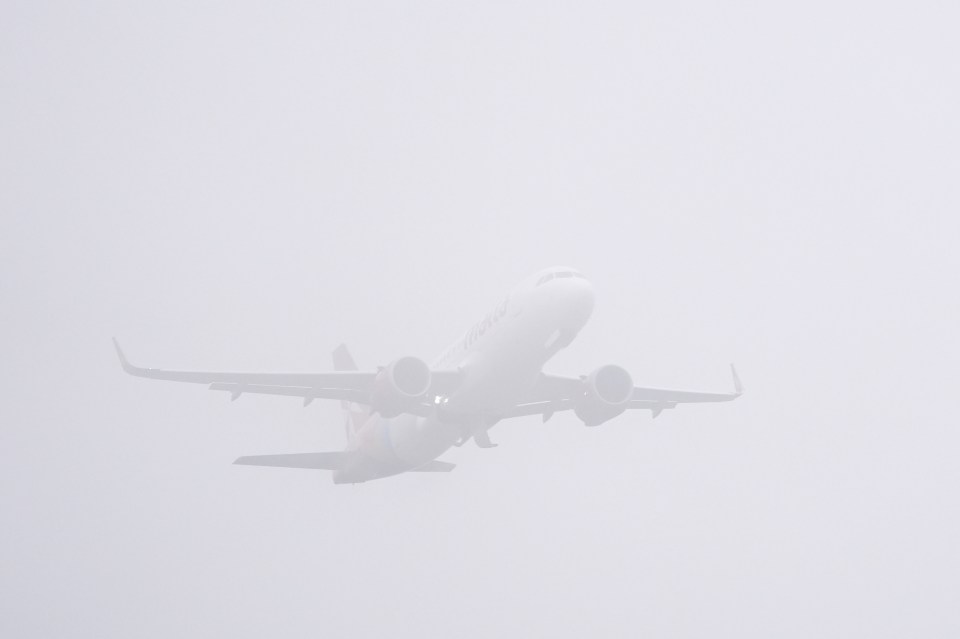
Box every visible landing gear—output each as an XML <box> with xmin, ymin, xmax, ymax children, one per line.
<box><xmin>448</xmin><ymin>414</ymin><xmax>501</xmax><ymax>448</ymax></box>
<box><xmin>474</xmin><ymin>429</ymin><xmax>498</xmax><ymax>448</ymax></box>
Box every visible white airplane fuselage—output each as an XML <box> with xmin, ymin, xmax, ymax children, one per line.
<box><xmin>333</xmin><ymin>269</ymin><xmax>595</xmax><ymax>483</ymax></box>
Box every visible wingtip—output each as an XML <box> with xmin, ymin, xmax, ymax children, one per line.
<box><xmin>730</xmin><ymin>363</ymin><xmax>743</xmax><ymax>395</ymax></box>
<box><xmin>112</xmin><ymin>337</ymin><xmax>125</xmax><ymax>362</ymax></box>
<box><xmin>112</xmin><ymin>337</ymin><xmax>133</xmax><ymax>373</ymax></box>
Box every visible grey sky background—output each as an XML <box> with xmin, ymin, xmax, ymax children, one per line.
<box><xmin>3</xmin><ymin>1</ymin><xmax>959</xmax><ymax>637</ymax></box>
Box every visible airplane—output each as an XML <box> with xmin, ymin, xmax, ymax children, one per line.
<box><xmin>113</xmin><ymin>266</ymin><xmax>742</xmax><ymax>484</ymax></box>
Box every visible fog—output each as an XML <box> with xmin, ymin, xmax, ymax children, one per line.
<box><xmin>3</xmin><ymin>1</ymin><xmax>959</xmax><ymax>637</ymax></box>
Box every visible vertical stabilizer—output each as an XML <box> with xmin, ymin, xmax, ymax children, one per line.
<box><xmin>332</xmin><ymin>343</ymin><xmax>369</xmax><ymax>443</ymax></box>
<box><xmin>332</xmin><ymin>343</ymin><xmax>358</xmax><ymax>372</ymax></box>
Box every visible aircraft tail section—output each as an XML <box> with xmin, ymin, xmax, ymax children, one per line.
<box><xmin>333</xmin><ymin>343</ymin><xmax>370</xmax><ymax>443</ymax></box>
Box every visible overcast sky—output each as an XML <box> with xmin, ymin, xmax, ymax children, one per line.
<box><xmin>3</xmin><ymin>1</ymin><xmax>959</xmax><ymax>637</ymax></box>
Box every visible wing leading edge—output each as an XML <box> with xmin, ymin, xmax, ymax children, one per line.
<box><xmin>502</xmin><ymin>364</ymin><xmax>743</xmax><ymax>420</ymax></box>
<box><xmin>112</xmin><ymin>338</ymin><xmax>461</xmax><ymax>410</ymax></box>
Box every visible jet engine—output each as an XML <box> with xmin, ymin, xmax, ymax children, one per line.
<box><xmin>370</xmin><ymin>356</ymin><xmax>432</xmax><ymax>417</ymax></box>
<box><xmin>574</xmin><ymin>364</ymin><xmax>634</xmax><ymax>426</ymax></box>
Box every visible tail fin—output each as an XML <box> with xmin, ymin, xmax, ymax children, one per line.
<box><xmin>333</xmin><ymin>343</ymin><xmax>369</xmax><ymax>443</ymax></box>
<box><xmin>332</xmin><ymin>343</ymin><xmax>358</xmax><ymax>372</ymax></box>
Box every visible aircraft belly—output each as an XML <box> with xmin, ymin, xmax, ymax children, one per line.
<box><xmin>449</xmin><ymin>341</ymin><xmax>547</xmax><ymax>413</ymax></box>
<box><xmin>345</xmin><ymin>414</ymin><xmax>459</xmax><ymax>481</ymax></box>
<box><xmin>388</xmin><ymin>415</ymin><xmax>460</xmax><ymax>466</ymax></box>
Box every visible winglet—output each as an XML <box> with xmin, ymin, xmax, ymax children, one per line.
<box><xmin>730</xmin><ymin>364</ymin><xmax>743</xmax><ymax>396</ymax></box>
<box><xmin>112</xmin><ymin>337</ymin><xmax>134</xmax><ymax>374</ymax></box>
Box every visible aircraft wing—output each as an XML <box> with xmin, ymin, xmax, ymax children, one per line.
<box><xmin>112</xmin><ymin>339</ymin><xmax>462</xmax><ymax>409</ymax></box>
<box><xmin>501</xmin><ymin>364</ymin><xmax>743</xmax><ymax>420</ymax></box>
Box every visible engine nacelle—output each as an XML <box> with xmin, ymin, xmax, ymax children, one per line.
<box><xmin>574</xmin><ymin>364</ymin><xmax>634</xmax><ymax>427</ymax></box>
<box><xmin>370</xmin><ymin>356</ymin><xmax>432</xmax><ymax>418</ymax></box>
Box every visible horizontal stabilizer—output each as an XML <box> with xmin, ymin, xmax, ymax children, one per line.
<box><xmin>411</xmin><ymin>460</ymin><xmax>456</xmax><ymax>472</ymax></box>
<box><xmin>233</xmin><ymin>452</ymin><xmax>349</xmax><ymax>470</ymax></box>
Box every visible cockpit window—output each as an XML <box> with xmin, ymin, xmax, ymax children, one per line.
<box><xmin>537</xmin><ymin>270</ymin><xmax>586</xmax><ymax>286</ymax></box>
